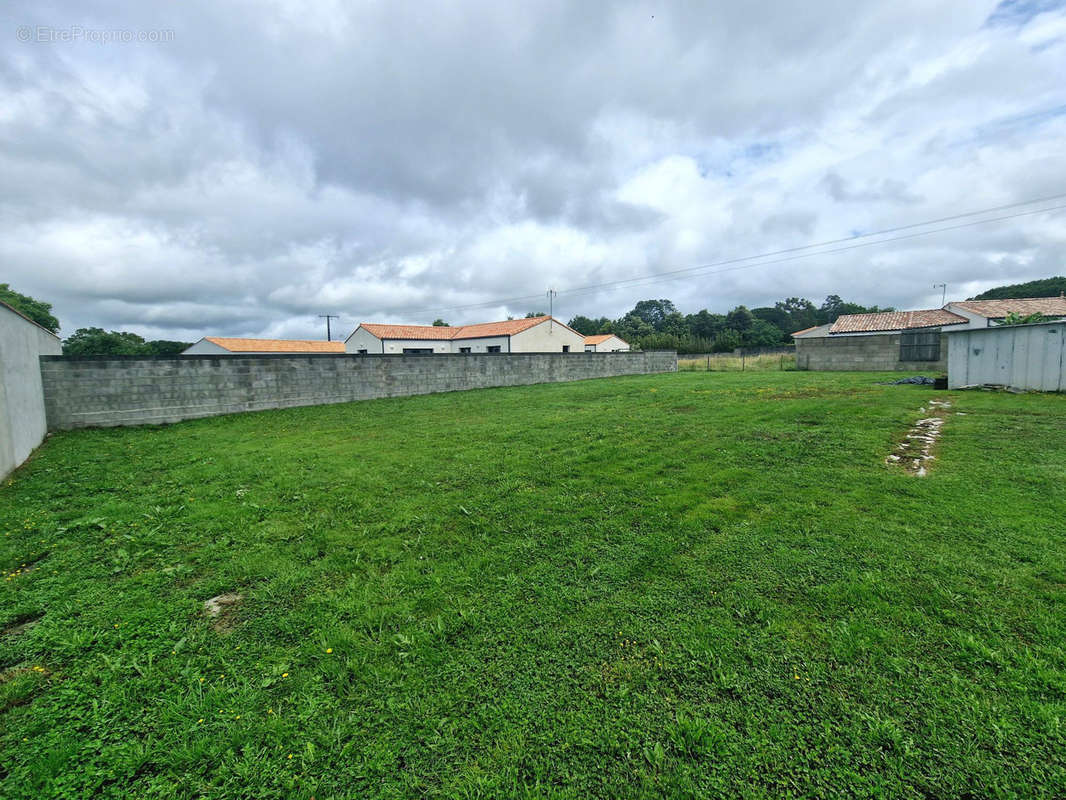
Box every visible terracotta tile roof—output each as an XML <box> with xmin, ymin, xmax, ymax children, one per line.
<box><xmin>584</xmin><ymin>334</ymin><xmax>614</xmax><ymax>345</ymax></box>
<box><xmin>204</xmin><ymin>337</ymin><xmax>345</xmax><ymax>353</ymax></box>
<box><xmin>790</xmin><ymin>325</ymin><xmax>821</xmax><ymax>337</ymax></box>
<box><xmin>951</xmin><ymin>296</ymin><xmax>1066</xmax><ymax>318</ymax></box>
<box><xmin>358</xmin><ymin>316</ymin><xmax>579</xmax><ymax>341</ymax></box>
<box><xmin>829</xmin><ymin>309</ymin><xmax>967</xmax><ymax>334</ymax></box>
<box><xmin>358</xmin><ymin>323</ymin><xmax>457</xmax><ymax>340</ymax></box>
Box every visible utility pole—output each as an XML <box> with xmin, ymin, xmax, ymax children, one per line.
<box><xmin>547</xmin><ymin>288</ymin><xmax>557</xmax><ymax>331</ymax></box>
<box><xmin>933</xmin><ymin>283</ymin><xmax>947</xmax><ymax>307</ymax></box>
<box><xmin>318</xmin><ymin>314</ymin><xmax>339</xmax><ymax>341</ymax></box>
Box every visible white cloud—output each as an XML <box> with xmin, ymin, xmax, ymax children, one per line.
<box><xmin>0</xmin><ymin>0</ymin><xmax>1064</xmax><ymax>339</ymax></box>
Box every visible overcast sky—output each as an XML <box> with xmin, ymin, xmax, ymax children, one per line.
<box><xmin>2</xmin><ymin>0</ymin><xmax>1065</xmax><ymax>340</ymax></box>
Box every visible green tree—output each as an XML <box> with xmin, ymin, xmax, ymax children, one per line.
<box><xmin>971</xmin><ymin>277</ymin><xmax>1066</xmax><ymax>300</ymax></box>
<box><xmin>997</xmin><ymin>312</ymin><xmax>1046</xmax><ymax>326</ymax></box>
<box><xmin>143</xmin><ymin>340</ymin><xmax>193</xmax><ymax>355</ymax></box>
<box><xmin>431</xmin><ymin>319</ymin><xmax>450</xmax><ymax>326</ymax></box>
<box><xmin>629</xmin><ymin>299</ymin><xmax>678</xmax><ymax>331</ymax></box>
<box><xmin>612</xmin><ymin>313</ymin><xmax>655</xmax><ymax>343</ymax></box>
<box><xmin>525</xmin><ymin>311</ymin><xmax>547</xmax><ymax>318</ymax></box>
<box><xmin>742</xmin><ymin>318</ymin><xmax>784</xmax><ymax>348</ymax></box>
<box><xmin>62</xmin><ymin>328</ymin><xmax>147</xmax><ymax>356</ymax></box>
<box><xmin>725</xmin><ymin>305</ymin><xmax>754</xmax><ymax>332</ymax></box>
<box><xmin>0</xmin><ymin>283</ymin><xmax>60</xmax><ymax>333</ymax></box>
<box><xmin>567</xmin><ymin>315</ymin><xmax>610</xmax><ymax>335</ymax></box>
<box><xmin>686</xmin><ymin>309</ymin><xmax>726</xmax><ymax>339</ymax></box>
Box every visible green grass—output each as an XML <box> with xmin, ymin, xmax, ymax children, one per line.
<box><xmin>1</xmin><ymin>372</ymin><xmax>1064</xmax><ymax>798</ymax></box>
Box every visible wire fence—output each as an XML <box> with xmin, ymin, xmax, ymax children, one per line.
<box><xmin>677</xmin><ymin>351</ymin><xmax>796</xmax><ymax>372</ymax></box>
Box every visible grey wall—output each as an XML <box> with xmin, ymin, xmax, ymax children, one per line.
<box><xmin>795</xmin><ymin>333</ymin><xmax>948</xmax><ymax>372</ymax></box>
<box><xmin>40</xmin><ymin>351</ymin><xmax>677</xmax><ymax>430</ymax></box>
<box><xmin>0</xmin><ymin>304</ymin><xmax>63</xmax><ymax>479</ymax></box>
<box><xmin>948</xmin><ymin>322</ymin><xmax>1065</xmax><ymax>390</ymax></box>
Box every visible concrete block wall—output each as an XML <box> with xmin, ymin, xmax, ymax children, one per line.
<box><xmin>40</xmin><ymin>351</ymin><xmax>677</xmax><ymax>430</ymax></box>
<box><xmin>1</xmin><ymin>304</ymin><xmax>63</xmax><ymax>479</ymax></box>
<box><xmin>795</xmin><ymin>333</ymin><xmax>948</xmax><ymax>372</ymax></box>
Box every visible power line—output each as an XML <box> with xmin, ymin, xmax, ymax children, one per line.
<box><xmin>355</xmin><ymin>193</ymin><xmax>1066</xmax><ymax>319</ymax></box>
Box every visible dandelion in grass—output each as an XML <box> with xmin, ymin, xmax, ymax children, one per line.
<box><xmin>325</xmin><ymin>648</ymin><xmax>332</xmax><ymax>654</ymax></box>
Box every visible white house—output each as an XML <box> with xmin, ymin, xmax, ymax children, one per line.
<box><xmin>583</xmin><ymin>334</ymin><xmax>630</xmax><ymax>352</ymax></box>
<box><xmin>183</xmin><ymin>337</ymin><xmax>345</xmax><ymax>355</ymax></box>
<box><xmin>943</xmin><ymin>297</ymin><xmax>1066</xmax><ymax>329</ymax></box>
<box><xmin>793</xmin><ymin>296</ymin><xmax>1066</xmax><ymax>371</ymax></box>
<box><xmin>344</xmin><ymin>316</ymin><xmax>587</xmax><ymax>354</ymax></box>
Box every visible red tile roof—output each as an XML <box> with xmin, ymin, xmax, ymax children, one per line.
<box><xmin>790</xmin><ymin>325</ymin><xmax>821</xmax><ymax>337</ymax></box>
<box><xmin>584</xmin><ymin>334</ymin><xmax>625</xmax><ymax>345</ymax></box>
<box><xmin>358</xmin><ymin>316</ymin><xmax>580</xmax><ymax>341</ymax></box>
<box><xmin>829</xmin><ymin>309</ymin><xmax>967</xmax><ymax>334</ymax></box>
<box><xmin>951</xmin><ymin>297</ymin><xmax>1066</xmax><ymax>318</ymax></box>
<box><xmin>204</xmin><ymin>337</ymin><xmax>345</xmax><ymax>353</ymax></box>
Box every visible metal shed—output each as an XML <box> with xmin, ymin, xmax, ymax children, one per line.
<box><xmin>946</xmin><ymin>320</ymin><xmax>1066</xmax><ymax>391</ymax></box>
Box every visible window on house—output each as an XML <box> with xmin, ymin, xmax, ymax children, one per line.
<box><xmin>584</xmin><ymin>345</ymin><xmax>594</xmax><ymax>352</ymax></box>
<box><xmin>899</xmin><ymin>330</ymin><xmax>941</xmax><ymax>362</ymax></box>
<box><xmin>459</xmin><ymin>347</ymin><xmax>471</xmax><ymax>354</ymax></box>
<box><xmin>402</xmin><ymin>348</ymin><xmax>434</xmax><ymax>355</ymax></box>
<box><xmin>487</xmin><ymin>345</ymin><xmax>501</xmax><ymax>353</ymax></box>
<box><xmin>357</xmin><ymin>349</ymin><xmax>368</xmax><ymax>354</ymax></box>
<box><xmin>562</xmin><ymin>345</ymin><xmax>570</xmax><ymax>352</ymax></box>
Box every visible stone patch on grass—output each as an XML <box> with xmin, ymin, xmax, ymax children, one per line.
<box><xmin>887</xmin><ymin>399</ymin><xmax>952</xmax><ymax>476</ymax></box>
<box><xmin>203</xmin><ymin>592</ymin><xmax>243</xmax><ymax>632</ymax></box>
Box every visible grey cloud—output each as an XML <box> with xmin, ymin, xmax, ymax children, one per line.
<box><xmin>1</xmin><ymin>0</ymin><xmax>1064</xmax><ymax>339</ymax></box>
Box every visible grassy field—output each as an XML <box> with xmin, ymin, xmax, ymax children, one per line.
<box><xmin>1</xmin><ymin>372</ymin><xmax>1064</xmax><ymax>798</ymax></box>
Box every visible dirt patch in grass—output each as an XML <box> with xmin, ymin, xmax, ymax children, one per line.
<box><xmin>3</xmin><ymin>613</ymin><xmax>43</xmax><ymax>637</ymax></box>
<box><xmin>203</xmin><ymin>592</ymin><xmax>243</xmax><ymax>633</ymax></box>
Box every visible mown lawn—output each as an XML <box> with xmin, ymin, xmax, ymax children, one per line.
<box><xmin>1</xmin><ymin>371</ymin><xmax>1064</xmax><ymax>799</ymax></box>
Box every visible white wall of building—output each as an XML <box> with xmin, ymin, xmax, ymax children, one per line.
<box><xmin>510</xmin><ymin>319</ymin><xmax>585</xmax><ymax>352</ymax></box>
<box><xmin>942</xmin><ymin>305</ymin><xmax>992</xmax><ymax>330</ymax></box>
<box><xmin>0</xmin><ymin>304</ymin><xmax>63</xmax><ymax>479</ymax></box>
<box><xmin>183</xmin><ymin>339</ymin><xmax>232</xmax><ymax>355</ymax></box>
<box><xmin>451</xmin><ymin>335</ymin><xmax>510</xmax><ymax>353</ymax></box>
<box><xmin>948</xmin><ymin>321</ymin><xmax>1066</xmax><ymax>390</ymax></box>
<box><xmin>586</xmin><ymin>335</ymin><xmax>630</xmax><ymax>352</ymax></box>
<box><xmin>345</xmin><ymin>327</ymin><xmax>385</xmax><ymax>353</ymax></box>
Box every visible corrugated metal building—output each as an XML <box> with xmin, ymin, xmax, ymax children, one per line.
<box><xmin>947</xmin><ymin>320</ymin><xmax>1065</xmax><ymax>391</ymax></box>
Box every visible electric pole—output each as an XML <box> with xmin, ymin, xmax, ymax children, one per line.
<box><xmin>547</xmin><ymin>288</ymin><xmax>557</xmax><ymax>331</ymax></box>
<box><xmin>933</xmin><ymin>284</ymin><xmax>946</xmax><ymax>307</ymax></box>
<box><xmin>318</xmin><ymin>314</ymin><xmax>339</xmax><ymax>341</ymax></box>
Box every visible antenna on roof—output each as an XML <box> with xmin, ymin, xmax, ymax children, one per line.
<box><xmin>318</xmin><ymin>314</ymin><xmax>339</xmax><ymax>341</ymax></box>
<box><xmin>933</xmin><ymin>283</ymin><xmax>947</xmax><ymax>306</ymax></box>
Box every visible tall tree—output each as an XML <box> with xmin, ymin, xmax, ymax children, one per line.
<box><xmin>629</xmin><ymin>299</ymin><xmax>678</xmax><ymax>331</ymax></box>
<box><xmin>0</xmin><ymin>283</ymin><xmax>60</xmax><ymax>333</ymax></box>
<box><xmin>567</xmin><ymin>315</ymin><xmax>610</xmax><ymax>335</ymax></box>
<box><xmin>970</xmin><ymin>276</ymin><xmax>1066</xmax><ymax>300</ymax></box>
<box><xmin>431</xmin><ymin>319</ymin><xmax>450</xmax><ymax>326</ymax></box>
<box><xmin>62</xmin><ymin>328</ymin><xmax>148</xmax><ymax>356</ymax></box>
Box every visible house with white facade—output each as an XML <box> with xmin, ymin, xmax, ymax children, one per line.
<box><xmin>793</xmin><ymin>296</ymin><xmax>1066</xmax><ymax>371</ymax></box>
<box><xmin>345</xmin><ymin>316</ymin><xmax>586</xmax><ymax>354</ymax></box>
<box><xmin>583</xmin><ymin>334</ymin><xmax>630</xmax><ymax>352</ymax></box>
<box><xmin>183</xmin><ymin>337</ymin><xmax>345</xmax><ymax>355</ymax></box>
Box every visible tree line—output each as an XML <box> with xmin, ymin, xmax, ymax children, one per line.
<box><xmin>566</xmin><ymin>296</ymin><xmax>892</xmax><ymax>354</ymax></box>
